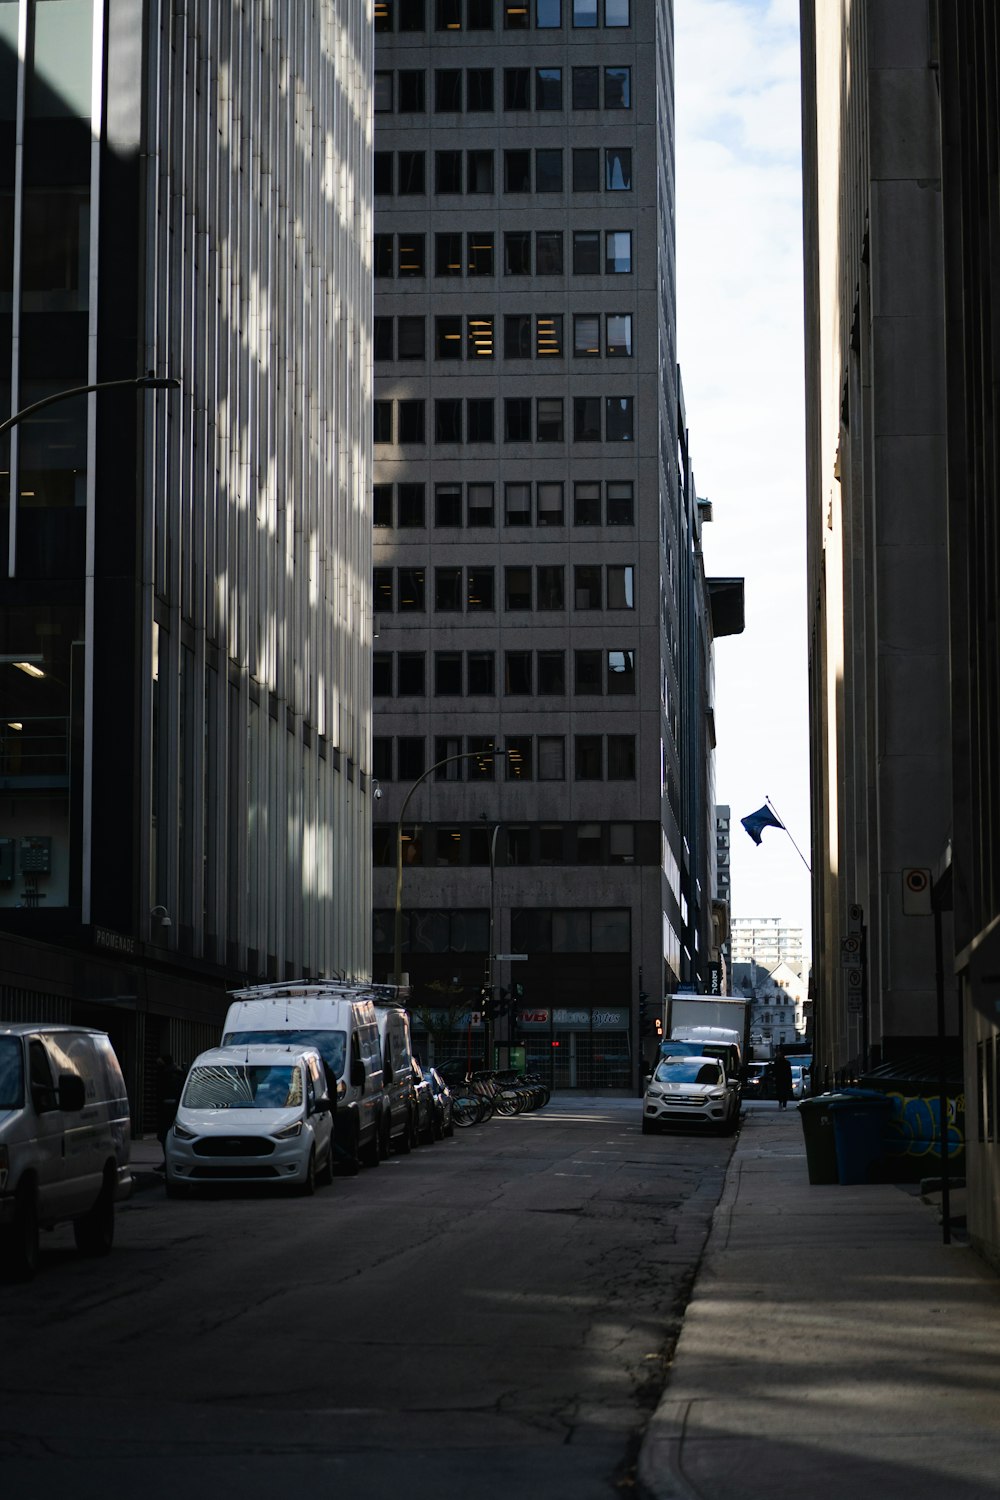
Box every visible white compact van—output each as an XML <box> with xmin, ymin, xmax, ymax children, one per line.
<box><xmin>0</xmin><ymin>1023</ymin><xmax>132</xmax><ymax>1281</ymax></box>
<box><xmin>222</xmin><ymin>984</ymin><xmax>384</xmax><ymax>1172</ymax></box>
<box><xmin>373</xmin><ymin>1002</ymin><xmax>419</xmax><ymax>1153</ymax></box>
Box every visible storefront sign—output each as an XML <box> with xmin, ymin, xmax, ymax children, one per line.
<box><xmin>516</xmin><ymin>1007</ymin><xmax>629</xmax><ymax>1031</ymax></box>
<box><xmin>93</xmin><ymin>926</ymin><xmax>137</xmax><ymax>956</ymax></box>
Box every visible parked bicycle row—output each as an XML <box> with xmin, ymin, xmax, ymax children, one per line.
<box><xmin>434</xmin><ymin>1064</ymin><xmax>551</xmax><ymax>1126</ymax></box>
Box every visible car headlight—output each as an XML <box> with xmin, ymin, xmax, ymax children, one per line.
<box><xmin>707</xmin><ymin>1089</ymin><xmax>727</xmax><ymax>1100</ymax></box>
<box><xmin>172</xmin><ymin>1122</ymin><xmax>196</xmax><ymax>1141</ymax></box>
<box><xmin>274</xmin><ymin>1121</ymin><xmax>302</xmax><ymax>1139</ymax></box>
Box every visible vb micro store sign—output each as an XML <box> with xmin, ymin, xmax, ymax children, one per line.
<box><xmin>515</xmin><ymin>1008</ymin><xmax>630</xmax><ymax>1030</ymax></box>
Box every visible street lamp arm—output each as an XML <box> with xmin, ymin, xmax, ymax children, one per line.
<box><xmin>393</xmin><ymin>746</ymin><xmax>500</xmax><ymax>985</ymax></box>
<box><xmin>0</xmin><ymin>373</ymin><xmax>181</xmax><ymax>439</ymax></box>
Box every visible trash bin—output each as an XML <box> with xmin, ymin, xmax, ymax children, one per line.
<box><xmin>828</xmin><ymin>1090</ymin><xmax>894</xmax><ymax>1185</ymax></box>
<box><xmin>798</xmin><ymin>1094</ymin><xmax>842</xmax><ymax>1185</ymax></box>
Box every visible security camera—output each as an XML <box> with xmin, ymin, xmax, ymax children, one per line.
<box><xmin>372</xmin><ymin>781</ymin><xmax>383</xmax><ymax>801</ymax></box>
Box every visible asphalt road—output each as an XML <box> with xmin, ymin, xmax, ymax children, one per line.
<box><xmin>1</xmin><ymin>1096</ymin><xmax>734</xmax><ymax>1500</ymax></box>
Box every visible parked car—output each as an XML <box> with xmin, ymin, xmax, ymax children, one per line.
<box><xmin>374</xmin><ymin>1003</ymin><xmax>419</xmax><ymax>1154</ymax></box>
<box><xmin>165</xmin><ymin>1045</ymin><xmax>334</xmax><ymax>1196</ymax></box>
<box><xmin>410</xmin><ymin>1059</ymin><xmax>437</xmax><ymax>1144</ymax></box>
<box><xmin>790</xmin><ymin>1065</ymin><xmax>805</xmax><ymax>1101</ymax></box>
<box><xmin>0</xmin><ymin>1023</ymin><xmax>132</xmax><ymax>1281</ymax></box>
<box><xmin>742</xmin><ymin>1062</ymin><xmax>770</xmax><ymax>1100</ymax></box>
<box><xmin>642</xmin><ymin>1055</ymin><xmax>739</xmax><ymax>1135</ymax></box>
<box><xmin>222</xmin><ymin>983</ymin><xmax>384</xmax><ymax>1171</ymax></box>
<box><xmin>420</xmin><ymin>1065</ymin><xmax>454</xmax><ymax>1138</ymax></box>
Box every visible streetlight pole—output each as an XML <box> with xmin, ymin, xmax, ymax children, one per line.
<box><xmin>0</xmin><ymin>372</ymin><xmax>180</xmax><ymax>439</ymax></box>
<box><xmin>393</xmin><ymin>746</ymin><xmax>501</xmax><ymax>987</ymax></box>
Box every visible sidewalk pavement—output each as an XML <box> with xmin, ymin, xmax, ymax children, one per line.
<box><xmin>638</xmin><ymin>1104</ymin><xmax>1000</xmax><ymax>1500</ymax></box>
<box><xmin>129</xmin><ymin>1135</ymin><xmax>166</xmax><ymax>1194</ymax></box>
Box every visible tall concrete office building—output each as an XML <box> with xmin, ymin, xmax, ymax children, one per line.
<box><xmin>0</xmin><ymin>0</ymin><xmax>373</xmax><ymax>1123</ymax></box>
<box><xmin>370</xmin><ymin>0</ymin><xmax>743</xmax><ymax>1086</ymax></box>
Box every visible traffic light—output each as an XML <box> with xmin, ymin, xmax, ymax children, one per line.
<box><xmin>638</xmin><ymin>990</ymin><xmax>649</xmax><ymax>1033</ymax></box>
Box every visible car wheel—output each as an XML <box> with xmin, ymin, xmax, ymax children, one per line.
<box><xmin>0</xmin><ymin>1184</ymin><xmax>39</xmax><ymax>1283</ymax></box>
<box><xmin>337</xmin><ymin>1122</ymin><xmax>361</xmax><ymax>1177</ymax></box>
<box><xmin>299</xmin><ymin>1147</ymin><xmax>317</xmax><ymax>1196</ymax></box>
<box><xmin>432</xmin><ymin>1105</ymin><xmax>444</xmax><ymax>1141</ymax></box>
<box><xmin>641</xmin><ymin>1116</ymin><xmax>654</xmax><ymax>1135</ymax></box>
<box><xmin>360</xmin><ymin>1125</ymin><xmax>381</xmax><ymax>1169</ymax></box>
<box><xmin>420</xmin><ymin>1107</ymin><xmax>435</xmax><ymax>1146</ymax></box>
<box><xmin>395</xmin><ymin>1111</ymin><xmax>412</xmax><ymax>1154</ymax></box>
<box><xmin>379</xmin><ymin>1114</ymin><xmax>392</xmax><ymax>1160</ymax></box>
<box><xmin>73</xmin><ymin>1170</ymin><xmax>115</xmax><ymax>1256</ymax></box>
<box><xmin>317</xmin><ymin>1137</ymin><xmax>335</xmax><ymax>1187</ymax></box>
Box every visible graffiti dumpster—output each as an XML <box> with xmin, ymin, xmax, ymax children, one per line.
<box><xmin>859</xmin><ymin>1056</ymin><xmax>965</xmax><ymax>1182</ymax></box>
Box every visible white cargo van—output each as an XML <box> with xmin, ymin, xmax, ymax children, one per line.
<box><xmin>0</xmin><ymin>1023</ymin><xmax>132</xmax><ymax>1281</ymax></box>
<box><xmin>373</xmin><ymin>1002</ymin><xmax>419</xmax><ymax>1153</ymax></box>
<box><xmin>222</xmin><ymin>984</ymin><xmax>384</xmax><ymax>1172</ymax></box>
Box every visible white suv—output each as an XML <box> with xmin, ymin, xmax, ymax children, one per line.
<box><xmin>642</xmin><ymin>1055</ymin><xmax>739</xmax><ymax>1135</ymax></box>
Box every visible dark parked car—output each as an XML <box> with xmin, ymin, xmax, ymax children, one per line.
<box><xmin>420</xmin><ymin>1065</ymin><xmax>454</xmax><ymax>1138</ymax></box>
<box><xmin>410</xmin><ymin>1059</ymin><xmax>437</xmax><ymax>1144</ymax></box>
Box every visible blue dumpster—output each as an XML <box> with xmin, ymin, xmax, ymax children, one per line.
<box><xmin>828</xmin><ymin>1090</ymin><xmax>894</xmax><ymax>1185</ymax></box>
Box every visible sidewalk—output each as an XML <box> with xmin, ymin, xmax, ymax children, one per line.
<box><xmin>129</xmin><ymin>1135</ymin><xmax>166</xmax><ymax>1194</ymax></box>
<box><xmin>638</xmin><ymin>1105</ymin><xmax>1000</xmax><ymax>1500</ymax></box>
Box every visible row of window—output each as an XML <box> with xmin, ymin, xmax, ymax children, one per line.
<box><xmin>374</xmin><ymin>395</ymin><xmax>635</xmax><ymax>445</ymax></box>
<box><xmin>375</xmin><ymin>65</ymin><xmax>631</xmax><ymax>114</ymax></box>
<box><xmin>374</xmin><ymin>0</ymin><xmax>631</xmax><ymax>33</ymax></box>
<box><xmin>373</xmin><ymin>565</ymin><xmax>634</xmax><ymax>616</ymax></box>
<box><xmin>373</xmin><ymin>821</ymin><xmax>645</xmax><ymax>869</ymax></box>
<box><xmin>374</xmin><ymin>229</ymin><xmax>632</xmax><ymax>278</ymax></box>
<box><xmin>373</xmin><ymin>908</ymin><xmax>631</xmax><ymax>958</ymax></box>
<box><xmin>373</xmin><ymin>732</ymin><xmax>637</xmax><ymax>783</ymax></box>
<box><xmin>375</xmin><ymin>640</ymin><xmax>636</xmax><ymax>697</ymax></box>
<box><xmin>374</xmin><ymin>313</ymin><xmax>632</xmax><ymax>361</ymax></box>
<box><xmin>374</xmin><ymin>147</ymin><xmax>633</xmax><ymax>196</ymax></box>
<box><xmin>373</xmin><ymin>479</ymin><xmax>635</xmax><ymax>529</ymax></box>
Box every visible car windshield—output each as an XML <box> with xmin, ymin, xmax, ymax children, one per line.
<box><xmin>654</xmin><ymin>1060</ymin><xmax>722</xmax><ymax>1086</ymax></box>
<box><xmin>0</xmin><ymin>1037</ymin><xmax>24</xmax><ymax>1109</ymax></box>
<box><xmin>182</xmin><ymin>1064</ymin><xmax>303</xmax><ymax>1110</ymax></box>
<box><xmin>223</xmin><ymin>1029</ymin><xmax>346</xmax><ymax>1080</ymax></box>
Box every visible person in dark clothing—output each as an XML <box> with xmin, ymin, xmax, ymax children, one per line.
<box><xmin>154</xmin><ymin>1054</ymin><xmax>186</xmax><ymax>1165</ymax></box>
<box><xmin>772</xmin><ymin>1050</ymin><xmax>793</xmax><ymax>1110</ymax></box>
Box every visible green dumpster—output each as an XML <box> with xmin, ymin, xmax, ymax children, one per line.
<box><xmin>798</xmin><ymin>1094</ymin><xmax>842</xmax><ymax>1184</ymax></box>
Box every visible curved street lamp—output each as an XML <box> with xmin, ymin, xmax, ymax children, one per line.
<box><xmin>0</xmin><ymin>372</ymin><xmax>181</xmax><ymax>439</ymax></box>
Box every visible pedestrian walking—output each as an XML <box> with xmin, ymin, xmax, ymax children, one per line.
<box><xmin>154</xmin><ymin>1053</ymin><xmax>186</xmax><ymax>1167</ymax></box>
<box><xmin>772</xmin><ymin>1049</ymin><xmax>793</xmax><ymax>1110</ymax></box>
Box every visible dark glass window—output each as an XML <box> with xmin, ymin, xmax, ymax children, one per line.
<box><xmin>397</xmin><ymin>483</ymin><xmax>425</xmax><ymax>527</ymax></box>
<box><xmin>536</xmin><ymin>68</ymin><xmax>562</xmax><ymax>109</ymax></box>
<box><xmin>374</xmin><ymin>234</ymin><xmax>394</xmax><ymax>277</ymax></box>
<box><xmin>435</xmin><ymin>652</ymin><xmax>463</xmax><ymax>694</ymax></box>
<box><xmin>573</xmin><ymin>230</ymin><xmax>600</xmax><ymax>273</ymax></box>
<box><xmin>398</xmin><ymin>69</ymin><xmax>426</xmax><ymax>111</ymax></box>
<box><xmin>373</xmin><ymin>402</ymin><xmax>393</xmax><ymax>444</ymax></box>
<box><xmin>467</xmin><ymin>568</ymin><xmax>494</xmax><ymax>610</ymax></box>
<box><xmin>435</xmin><ymin>483</ymin><xmax>462</xmax><ymax>527</ymax></box>
<box><xmin>467</xmin><ymin>736</ymin><xmax>496</xmax><ymax>779</ymax></box>
<box><xmin>572</xmin><ymin>66</ymin><xmax>599</xmax><ymax>108</ymax></box>
<box><xmin>574</xmin><ymin>481</ymin><xmax>601</xmax><ymax>524</ymax></box>
<box><xmin>398</xmin><ymin>400</ymin><xmax>425</xmax><ymax>442</ymax></box>
<box><xmin>397</xmin><ymin>234</ymin><xmax>425</xmax><ymax>276</ymax></box>
<box><xmin>504</xmin><ymin>398</ymin><xmax>532</xmax><ymax>441</ymax></box>
<box><xmin>435</xmin><ymin>150</ymin><xmax>463</xmax><ymax>193</ymax></box>
<box><xmin>436</xmin><ymin>315</ymin><xmax>464</xmax><ymax>359</ymax></box>
<box><xmin>575</xmin><ymin>650</ymin><xmax>602</xmax><ymax>693</ymax></box>
<box><xmin>574</xmin><ymin>313</ymin><xmax>600</xmax><ymax>355</ymax></box>
<box><xmin>604</xmin><ymin>65</ymin><xmax>630</xmax><ymax>107</ymax></box>
<box><xmin>375</xmin><ymin>0</ymin><xmax>394</xmax><ymax>31</ymax></box>
<box><xmin>468</xmin><ymin>653</ymin><xmax>495</xmax><ymax>694</ymax></box>
<box><xmin>398</xmin><ymin>150</ymin><xmax>426</xmax><ymax>193</ymax></box>
<box><xmin>607</xmin><ymin>734</ymin><xmax>636</xmax><ymax>779</ymax></box>
<box><xmin>504</xmin><ymin>231</ymin><xmax>531</xmax><ymax>274</ymax></box>
<box><xmin>467</xmin><ymin>68</ymin><xmax>494</xmax><ymax>110</ymax></box>
<box><xmin>398</xmin><ymin>0</ymin><xmax>426</xmax><ymax>26</ymax></box>
<box><xmin>374</xmin><ymin>153</ymin><xmax>394</xmax><ymax>194</ymax></box>
<box><xmin>607</xmin><ymin>649</ymin><xmax>635</xmax><ymax>693</ymax></box>
<box><xmin>577</xmin><ymin>824</ymin><xmax>603</xmax><ymax>863</ymax></box>
<box><xmin>373</xmin><ymin>484</ymin><xmax>393</xmax><ymax>527</ymax></box>
<box><xmin>436</xmin><ymin>568</ymin><xmax>463</xmax><ymax>612</ymax></box>
<box><xmin>536</xmin><ymin>565</ymin><xmax>564</xmax><ymax>609</ymax></box>
<box><xmin>436</xmin><ymin>232</ymin><xmax>463</xmax><ymax>277</ymax></box>
<box><xmin>507</xmin><ymin>826</ymin><xmax>531</xmax><ymax>863</ymax></box>
<box><xmin>504</xmin><ymin>67</ymin><xmax>531</xmax><ymax>110</ymax></box>
<box><xmin>575</xmin><ymin>737</ymin><xmax>603</xmax><ymax>779</ymax></box>
<box><xmin>467</xmin><ymin>232</ymin><xmax>494</xmax><ymax>275</ymax></box>
<box><xmin>607</xmin><ymin>564</ymin><xmax>635</xmax><ymax>608</ymax></box>
<box><xmin>504</xmin><ymin>314</ymin><xmax>532</xmax><ymax>359</ymax></box>
<box><xmin>435</xmin><ymin>69</ymin><xmax>463</xmax><ymax>110</ymax></box>
<box><xmin>505</xmin><ymin>482</ymin><xmax>531</xmax><ymax>525</ymax></box>
<box><xmin>606</xmin><ymin>395</ymin><xmax>634</xmax><ymax>441</ymax></box>
<box><xmin>535</xmin><ymin>231</ymin><xmax>564</xmax><ymax>274</ymax></box>
<box><xmin>535</xmin><ymin>148</ymin><xmax>563</xmax><ymax>192</ymax></box>
<box><xmin>468</xmin><ymin>0</ymin><xmax>494</xmax><ymax>28</ymax></box>
<box><xmin>467</xmin><ymin>399</ymin><xmax>495</xmax><ymax>442</ymax></box>
<box><xmin>539</xmin><ymin>822</ymin><xmax>563</xmax><ymax>856</ymax></box>
<box><xmin>436</xmin><ymin>0</ymin><xmax>462</xmax><ymax>26</ymax></box>
<box><xmin>505</xmin><ymin>566</ymin><xmax>532</xmax><ymax>609</ymax></box>
<box><xmin>572</xmin><ymin>149</ymin><xmax>600</xmax><ymax>192</ymax></box>
<box><xmin>398</xmin><ymin>653</ymin><xmax>426</xmax><ymax>695</ymax></box>
<box><xmin>538</xmin><ymin>650</ymin><xmax>565</xmax><ymax>693</ymax></box>
<box><xmin>397</xmin><ymin>316</ymin><xmax>425</xmax><ymax>359</ymax></box>
<box><xmin>397</xmin><ymin>737</ymin><xmax>426</xmax><ymax>780</ymax></box>
<box><xmin>435</xmin><ymin>399</ymin><xmax>463</xmax><ymax>443</ymax></box>
<box><xmin>467</xmin><ymin>149</ymin><xmax>495</xmax><ymax>193</ymax></box>
<box><xmin>505</xmin><ymin>651</ymin><xmax>533</xmax><ymax>694</ymax></box>
<box><xmin>538</xmin><ymin>740</ymin><xmax>565</xmax><ymax>782</ymax></box>
<box><xmin>375</xmin><ymin>72</ymin><xmax>394</xmax><ymax>112</ymax></box>
<box><xmin>606</xmin><ymin>480</ymin><xmax>634</xmax><ymax>524</ymax></box>
<box><xmin>574</xmin><ymin>564</ymin><xmax>602</xmax><ymax>609</ymax></box>
<box><xmin>605</xmin><ymin>0</ymin><xmax>630</xmax><ymax>26</ymax></box>
<box><xmin>536</xmin><ymin>397</ymin><xmax>564</xmax><ymax>442</ymax></box>
<box><xmin>504</xmin><ymin>150</ymin><xmax>532</xmax><ymax>192</ymax></box>
<box><xmin>606</xmin><ymin>230</ymin><xmax>632</xmax><ymax>272</ymax></box>
<box><xmin>373</xmin><ymin>653</ymin><xmax>393</xmax><ymax>696</ymax></box>
<box><xmin>536</xmin><ymin>0</ymin><xmax>561</xmax><ymax>24</ymax></box>
<box><xmin>373</xmin><ymin>737</ymin><xmax>393</xmax><ymax>780</ymax></box>
<box><xmin>504</xmin><ymin>0</ymin><xmax>530</xmax><ymax>28</ymax></box>
<box><xmin>506</xmin><ymin>738</ymin><xmax>533</xmax><ymax>780</ymax></box>
<box><xmin>398</xmin><ymin>568</ymin><xmax>426</xmax><ymax>611</ymax></box>
<box><xmin>435</xmin><ymin>828</ymin><xmax>463</xmax><ymax>866</ymax></box>
<box><xmin>609</xmin><ymin>825</ymin><xmax>635</xmax><ymax>864</ymax></box>
<box><xmin>373</xmin><ymin>568</ymin><xmax>394</xmax><ymax>611</ymax></box>
<box><xmin>467</xmin><ymin>483</ymin><xmax>494</xmax><ymax>525</ymax></box>
<box><xmin>373</xmin><ymin>317</ymin><xmax>393</xmax><ymax>360</ymax></box>
<box><xmin>574</xmin><ymin>396</ymin><xmax>602</xmax><ymax>441</ymax></box>
<box><xmin>606</xmin><ymin>146</ymin><xmax>632</xmax><ymax>190</ymax></box>
<box><xmin>536</xmin><ymin>482</ymin><xmax>564</xmax><ymax>525</ymax></box>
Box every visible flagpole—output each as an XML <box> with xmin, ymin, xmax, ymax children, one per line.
<box><xmin>765</xmin><ymin>795</ymin><xmax>812</xmax><ymax>874</ymax></box>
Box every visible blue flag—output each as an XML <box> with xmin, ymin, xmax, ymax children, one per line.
<box><xmin>741</xmin><ymin>804</ymin><xmax>785</xmax><ymax>846</ymax></box>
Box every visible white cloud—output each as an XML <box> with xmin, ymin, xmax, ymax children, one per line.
<box><xmin>676</xmin><ymin>0</ymin><xmax>812</xmax><ymax>944</ymax></box>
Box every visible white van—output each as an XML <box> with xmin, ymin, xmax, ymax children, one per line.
<box><xmin>374</xmin><ymin>1002</ymin><xmax>419</xmax><ymax>1153</ymax></box>
<box><xmin>222</xmin><ymin>984</ymin><xmax>383</xmax><ymax>1172</ymax></box>
<box><xmin>0</xmin><ymin>1023</ymin><xmax>132</xmax><ymax>1281</ymax></box>
<box><xmin>165</xmin><ymin>1044</ymin><xmax>334</xmax><ymax>1195</ymax></box>
<box><xmin>669</xmin><ymin>1025</ymin><xmax>743</xmax><ymax>1081</ymax></box>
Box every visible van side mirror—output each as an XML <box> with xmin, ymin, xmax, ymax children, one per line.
<box><xmin>58</xmin><ymin>1073</ymin><xmax>86</xmax><ymax>1112</ymax></box>
<box><xmin>351</xmin><ymin>1059</ymin><xmax>366</xmax><ymax>1090</ymax></box>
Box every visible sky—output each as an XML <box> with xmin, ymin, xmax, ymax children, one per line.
<box><xmin>674</xmin><ymin>0</ymin><xmax>812</xmax><ymax>947</ymax></box>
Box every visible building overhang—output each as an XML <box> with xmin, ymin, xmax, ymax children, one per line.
<box><xmin>707</xmin><ymin>578</ymin><xmax>745</xmax><ymax>638</ymax></box>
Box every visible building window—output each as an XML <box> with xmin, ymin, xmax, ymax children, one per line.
<box><xmin>536</xmin><ymin>316</ymin><xmax>563</xmax><ymax>358</ymax></box>
<box><xmin>436</xmin><ymin>150</ymin><xmax>463</xmax><ymax>192</ymax></box>
<box><xmin>467</xmin><ymin>232</ymin><xmax>494</xmax><ymax>274</ymax></box>
<box><xmin>467</xmin><ymin>568</ymin><xmax>494</xmax><ymax>610</ymax></box>
<box><xmin>398</xmin><ymin>568</ymin><xmax>426</xmax><ymax>611</ymax></box>
<box><xmin>375</xmin><ymin>72</ymin><xmax>394</xmax><ymax>112</ymax></box>
<box><xmin>504</xmin><ymin>314</ymin><xmax>532</xmax><ymax>359</ymax></box>
<box><xmin>397</xmin><ymin>738</ymin><xmax>426</xmax><ymax>780</ymax></box>
<box><xmin>504</xmin><ymin>149</ymin><xmax>532</xmax><ymax>192</ymax></box>
<box><xmin>504</xmin><ymin>67</ymin><xmax>531</xmax><ymax>110</ymax></box>
<box><xmin>373</xmin><ymin>484</ymin><xmax>393</xmax><ymax>527</ymax></box>
<box><xmin>538</xmin><ymin>738</ymin><xmax>565</xmax><ymax>780</ymax></box>
<box><xmin>398</xmin><ymin>150</ymin><xmax>426</xmax><ymax>193</ymax></box>
<box><xmin>536</xmin><ymin>67</ymin><xmax>562</xmax><ymax>108</ymax></box>
<box><xmin>435</xmin><ymin>399</ymin><xmax>463</xmax><ymax>443</ymax></box>
<box><xmin>398</xmin><ymin>653</ymin><xmax>426</xmax><ymax>695</ymax></box>
<box><xmin>374</xmin><ymin>152</ymin><xmax>394</xmax><ymax>194</ymax></box>
<box><xmin>435</xmin><ymin>483</ymin><xmax>462</xmax><ymax>527</ymax></box>
<box><xmin>398</xmin><ymin>234</ymin><xmax>425</xmax><ymax>276</ymax></box>
<box><xmin>467</xmin><ymin>69</ymin><xmax>494</xmax><ymax>110</ymax></box>
<box><xmin>399</xmin><ymin>69</ymin><xmax>426</xmax><ymax>110</ymax></box>
<box><xmin>606</xmin><ymin>395</ymin><xmax>634</xmax><ymax>440</ymax></box>
<box><xmin>572</xmin><ymin>149</ymin><xmax>600</xmax><ymax>192</ymax></box>
<box><xmin>435</xmin><ymin>652</ymin><xmax>463</xmax><ymax>695</ymax></box>
<box><xmin>505</xmin><ymin>482</ymin><xmax>532</xmax><ymax>525</ymax></box>
<box><xmin>574</xmin><ymin>314</ymin><xmax>600</xmax><ymax>356</ymax></box>
<box><xmin>398</xmin><ymin>400</ymin><xmax>425</xmax><ymax>442</ymax></box>
<box><xmin>467</xmin><ymin>483</ymin><xmax>495</xmax><ymax>525</ymax></box>
<box><xmin>536</xmin><ymin>397</ymin><xmax>564</xmax><ymax>441</ymax></box>
<box><xmin>397</xmin><ymin>315</ymin><xmax>426</xmax><ymax>358</ymax></box>
<box><xmin>574</xmin><ymin>481</ymin><xmax>601</xmax><ymax>525</ymax></box>
<box><xmin>374</xmin><ymin>402</ymin><xmax>393</xmax><ymax>444</ymax></box>
<box><xmin>572</xmin><ymin>0</ymin><xmax>597</xmax><ymax>25</ymax></box>
<box><xmin>467</xmin><ymin>150</ymin><xmax>495</xmax><ymax>193</ymax></box>
<box><xmin>505</xmin><ymin>566</ymin><xmax>532</xmax><ymax>610</ymax></box>
<box><xmin>375</xmin><ymin>0</ymin><xmax>395</xmax><ymax>31</ymax></box>
<box><xmin>575</xmin><ymin>650</ymin><xmax>602</xmax><ymax>694</ymax></box>
<box><xmin>535</xmin><ymin>230</ymin><xmax>564</xmax><ymax>274</ymax></box>
<box><xmin>397</xmin><ymin>483</ymin><xmax>426</xmax><ymax>527</ymax></box>
<box><xmin>506</xmin><ymin>737</ymin><xmax>533</xmax><ymax>780</ymax></box>
<box><xmin>435</xmin><ymin>68</ymin><xmax>463</xmax><ymax>110</ymax></box>
<box><xmin>398</xmin><ymin>0</ymin><xmax>426</xmax><ymax>26</ymax></box>
<box><xmin>507</xmin><ymin>825</ymin><xmax>531</xmax><ymax>863</ymax></box>
<box><xmin>373</xmin><ymin>653</ymin><xmax>392</xmax><ymax>696</ymax></box>
<box><xmin>572</xmin><ymin>66</ymin><xmax>599</xmax><ymax>108</ymax></box>
<box><xmin>435</xmin><ymin>568</ymin><xmax>463</xmax><ymax>612</ymax></box>
<box><xmin>575</xmin><ymin>737</ymin><xmax>603</xmax><ymax>778</ymax></box>
<box><xmin>577</xmin><ymin>823</ymin><xmax>602</xmax><ymax>863</ymax></box>
<box><xmin>538</xmin><ymin>651</ymin><xmax>565</xmax><ymax>693</ymax></box>
<box><xmin>607</xmin><ymin>734</ymin><xmax>636</xmax><ymax>779</ymax></box>
<box><xmin>504</xmin><ymin>230</ymin><xmax>531</xmax><ymax>273</ymax></box>
<box><xmin>467</xmin><ymin>398</ymin><xmax>495</xmax><ymax>442</ymax></box>
<box><xmin>374</xmin><ymin>234</ymin><xmax>394</xmax><ymax>277</ymax></box>
<box><xmin>505</xmin><ymin>651</ymin><xmax>533</xmax><ymax>694</ymax></box>
<box><xmin>504</xmin><ymin>0</ymin><xmax>530</xmax><ymax>28</ymax></box>
<box><xmin>468</xmin><ymin>736</ymin><xmax>496</xmax><ymax>779</ymax></box>
<box><xmin>435</xmin><ymin>828</ymin><xmax>463</xmax><ymax>866</ymax></box>
<box><xmin>604</xmin><ymin>66</ymin><xmax>630</xmax><ymax>107</ymax></box>
<box><xmin>574</xmin><ymin>396</ymin><xmax>601</xmax><ymax>441</ymax></box>
<box><xmin>536</xmin><ymin>0</ymin><xmax>561</xmax><ymax>24</ymax></box>
<box><xmin>468</xmin><ymin>652</ymin><xmax>495</xmax><ymax>694</ymax></box>
<box><xmin>504</xmin><ymin>398</ymin><xmax>532</xmax><ymax>441</ymax></box>
<box><xmin>607</xmin><ymin>564</ymin><xmax>634</xmax><ymax>608</ymax></box>
<box><xmin>373</xmin><ymin>737</ymin><xmax>393</xmax><ymax>780</ymax></box>
<box><xmin>535</xmin><ymin>147</ymin><xmax>563</xmax><ymax>192</ymax></box>
<box><xmin>606</xmin><ymin>313</ymin><xmax>632</xmax><ymax>356</ymax></box>
<box><xmin>573</xmin><ymin>229</ymin><xmax>600</xmax><ymax>272</ymax></box>
<box><xmin>436</xmin><ymin>232</ymin><xmax>463</xmax><ymax>277</ymax></box>
<box><xmin>606</xmin><ymin>480</ymin><xmax>634</xmax><ymax>523</ymax></box>
<box><xmin>536</xmin><ymin>565</ymin><xmax>564</xmax><ymax>609</ymax></box>
<box><xmin>436</xmin><ymin>315</ymin><xmax>463</xmax><ymax>359</ymax></box>
<box><xmin>574</xmin><ymin>565</ymin><xmax>602</xmax><ymax>610</ymax></box>
<box><xmin>468</xmin><ymin>0</ymin><xmax>494</xmax><ymax>26</ymax></box>
<box><xmin>436</xmin><ymin>0</ymin><xmax>462</xmax><ymax>24</ymax></box>
<box><xmin>536</xmin><ymin>482</ymin><xmax>564</xmax><ymax>525</ymax></box>
<box><xmin>605</xmin><ymin>146</ymin><xmax>632</xmax><ymax>190</ymax></box>
<box><xmin>607</xmin><ymin>648</ymin><xmax>635</xmax><ymax>693</ymax></box>
<box><xmin>606</xmin><ymin>229</ymin><xmax>632</xmax><ymax>272</ymax></box>
<box><xmin>605</xmin><ymin>0</ymin><xmax>629</xmax><ymax>25</ymax></box>
<box><xmin>467</xmin><ymin>315</ymin><xmax>495</xmax><ymax>358</ymax></box>
<box><xmin>373</xmin><ymin>568</ymin><xmax>394</xmax><ymax>611</ymax></box>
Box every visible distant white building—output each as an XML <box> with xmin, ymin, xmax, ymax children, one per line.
<box><xmin>733</xmin><ymin>959</ymin><xmax>808</xmax><ymax>1057</ymax></box>
<box><xmin>730</xmin><ymin>917</ymin><xmax>806</xmax><ymax>970</ymax></box>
